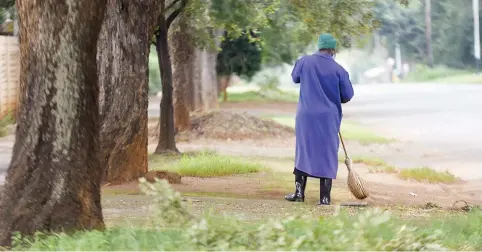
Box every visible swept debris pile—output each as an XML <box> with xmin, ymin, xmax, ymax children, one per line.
<box><xmin>149</xmin><ymin>111</ymin><xmax>294</xmax><ymax>141</ymax></box>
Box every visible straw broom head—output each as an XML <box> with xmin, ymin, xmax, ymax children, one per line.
<box><xmin>345</xmin><ymin>157</ymin><xmax>370</xmax><ymax>200</ymax></box>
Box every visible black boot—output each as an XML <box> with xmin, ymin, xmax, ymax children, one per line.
<box><xmin>284</xmin><ymin>175</ymin><xmax>307</xmax><ymax>202</ymax></box>
<box><xmin>318</xmin><ymin>178</ymin><xmax>332</xmax><ymax>205</ymax></box>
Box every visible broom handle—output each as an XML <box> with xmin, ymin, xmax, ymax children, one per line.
<box><xmin>339</xmin><ymin>132</ymin><xmax>349</xmax><ymax>158</ymax></box>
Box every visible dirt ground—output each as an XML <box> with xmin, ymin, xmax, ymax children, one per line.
<box><xmin>2</xmin><ymin>101</ymin><xmax>481</xmax><ymax>223</ymax></box>
<box><xmin>102</xmin><ymin>101</ymin><xmax>482</xmax><ymax>223</ymax></box>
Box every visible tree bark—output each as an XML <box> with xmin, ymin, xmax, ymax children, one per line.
<box><xmin>97</xmin><ymin>0</ymin><xmax>160</xmax><ymax>184</ymax></box>
<box><xmin>190</xmin><ymin>28</ymin><xmax>222</xmax><ymax>110</ymax></box>
<box><xmin>154</xmin><ymin>1</ymin><xmax>179</xmax><ymax>154</ymax></box>
<box><xmin>0</xmin><ymin>0</ymin><xmax>106</xmax><ymax>246</ymax></box>
<box><xmin>169</xmin><ymin>15</ymin><xmax>193</xmax><ymax>132</ymax></box>
<box><xmin>218</xmin><ymin>75</ymin><xmax>231</xmax><ymax>102</ymax></box>
<box><xmin>200</xmin><ymin>49</ymin><xmax>219</xmax><ymax>109</ymax></box>
<box><xmin>191</xmin><ymin>49</ymin><xmax>204</xmax><ymax>111</ymax></box>
<box><xmin>424</xmin><ymin>0</ymin><xmax>433</xmax><ymax>67</ymax></box>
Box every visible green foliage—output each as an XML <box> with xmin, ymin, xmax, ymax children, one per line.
<box><xmin>260</xmin><ymin>0</ymin><xmax>383</xmax><ymax>66</ymax></box>
<box><xmin>13</xmin><ymin>179</ymin><xmax>482</xmax><ymax>251</ymax></box>
<box><xmin>0</xmin><ymin>113</ymin><xmax>14</xmax><ymax>137</ymax></box>
<box><xmin>0</xmin><ymin>0</ymin><xmax>15</xmax><ymax>9</ymax></box>
<box><xmin>148</xmin><ymin>46</ymin><xmax>162</xmax><ymax>94</ymax></box>
<box><xmin>0</xmin><ymin>0</ymin><xmax>15</xmax><ymax>24</ymax></box>
<box><xmin>185</xmin><ymin>0</ymin><xmax>399</xmax><ymax>67</ymax></box>
<box><xmin>256</xmin><ymin>71</ymin><xmax>281</xmax><ymax>92</ymax></box>
<box><xmin>375</xmin><ymin>0</ymin><xmax>478</xmax><ymax>68</ymax></box>
<box><xmin>216</xmin><ymin>31</ymin><xmax>262</xmax><ymax>79</ymax></box>
<box><xmin>138</xmin><ymin>178</ymin><xmax>194</xmax><ymax>226</ymax></box>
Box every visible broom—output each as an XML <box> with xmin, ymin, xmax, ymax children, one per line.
<box><xmin>339</xmin><ymin>132</ymin><xmax>370</xmax><ymax>200</ymax></box>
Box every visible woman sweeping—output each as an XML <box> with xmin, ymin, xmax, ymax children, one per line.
<box><xmin>285</xmin><ymin>33</ymin><xmax>354</xmax><ymax>205</ymax></box>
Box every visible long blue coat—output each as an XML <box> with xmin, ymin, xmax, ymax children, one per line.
<box><xmin>292</xmin><ymin>52</ymin><xmax>354</xmax><ymax>179</ymax></box>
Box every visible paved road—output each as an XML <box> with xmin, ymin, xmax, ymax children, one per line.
<box><xmin>133</xmin><ymin>82</ymin><xmax>482</xmax><ymax>180</ymax></box>
<box><xmin>2</xmin><ymin>83</ymin><xmax>482</xmax><ymax>181</ymax></box>
<box><xmin>344</xmin><ymin>83</ymin><xmax>482</xmax><ymax>180</ymax></box>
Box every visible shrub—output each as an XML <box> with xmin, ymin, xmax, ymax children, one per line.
<box><xmin>15</xmin><ymin>179</ymin><xmax>473</xmax><ymax>251</ymax></box>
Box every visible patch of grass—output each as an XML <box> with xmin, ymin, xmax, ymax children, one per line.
<box><xmin>14</xmin><ymin>179</ymin><xmax>482</xmax><ymax>251</ymax></box>
<box><xmin>150</xmin><ymin>152</ymin><xmax>266</xmax><ymax>178</ymax></box>
<box><xmin>265</xmin><ymin>116</ymin><xmax>393</xmax><ymax>145</ymax></box>
<box><xmin>351</xmin><ymin>156</ymin><xmax>387</xmax><ymax>167</ymax></box>
<box><xmin>433</xmin><ymin>73</ymin><xmax>482</xmax><ymax>84</ymax></box>
<box><xmin>368</xmin><ymin>166</ymin><xmax>398</xmax><ymax>174</ymax></box>
<box><xmin>403</xmin><ymin>64</ymin><xmax>472</xmax><ymax>83</ymax></box>
<box><xmin>0</xmin><ymin>113</ymin><xmax>14</xmax><ymax>137</ymax></box>
<box><xmin>345</xmin><ymin>156</ymin><xmax>398</xmax><ymax>174</ymax></box>
<box><xmin>398</xmin><ymin>167</ymin><xmax>459</xmax><ymax>184</ymax></box>
<box><xmin>221</xmin><ymin>90</ymin><xmax>298</xmax><ymax>103</ymax></box>
<box><xmin>341</xmin><ymin>122</ymin><xmax>394</xmax><ymax>145</ymax></box>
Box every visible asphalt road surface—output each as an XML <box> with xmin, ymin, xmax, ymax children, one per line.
<box><xmin>344</xmin><ymin>83</ymin><xmax>482</xmax><ymax>180</ymax></box>
<box><xmin>1</xmin><ymin>83</ymin><xmax>482</xmax><ymax>182</ymax></box>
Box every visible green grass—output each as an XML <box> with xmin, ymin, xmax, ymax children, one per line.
<box><xmin>149</xmin><ymin>152</ymin><xmax>266</xmax><ymax>178</ymax></box>
<box><xmin>341</xmin><ymin>122</ymin><xmax>393</xmax><ymax>145</ymax></box>
<box><xmin>403</xmin><ymin>64</ymin><xmax>480</xmax><ymax>83</ymax></box>
<box><xmin>368</xmin><ymin>165</ymin><xmax>398</xmax><ymax>174</ymax></box>
<box><xmin>398</xmin><ymin>167</ymin><xmax>459</xmax><ymax>184</ymax></box>
<box><xmin>221</xmin><ymin>90</ymin><xmax>298</xmax><ymax>103</ymax></box>
<box><xmin>0</xmin><ymin>113</ymin><xmax>14</xmax><ymax>137</ymax></box>
<box><xmin>432</xmin><ymin>73</ymin><xmax>482</xmax><ymax>84</ymax></box>
<box><xmin>346</xmin><ymin>156</ymin><xmax>397</xmax><ymax>173</ymax></box>
<box><xmin>266</xmin><ymin>115</ymin><xmax>393</xmax><ymax>145</ymax></box>
<box><xmin>14</xmin><ymin>211</ymin><xmax>482</xmax><ymax>251</ymax></box>
<box><xmin>12</xmin><ymin>179</ymin><xmax>482</xmax><ymax>251</ymax></box>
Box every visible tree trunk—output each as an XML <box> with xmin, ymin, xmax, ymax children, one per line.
<box><xmin>191</xmin><ymin>49</ymin><xmax>205</xmax><ymax>111</ymax></box>
<box><xmin>218</xmin><ymin>75</ymin><xmax>231</xmax><ymax>102</ymax></box>
<box><xmin>0</xmin><ymin>0</ymin><xmax>106</xmax><ymax>246</ymax></box>
<box><xmin>190</xmin><ymin>28</ymin><xmax>222</xmax><ymax>111</ymax></box>
<box><xmin>424</xmin><ymin>0</ymin><xmax>433</xmax><ymax>67</ymax></box>
<box><xmin>169</xmin><ymin>15</ymin><xmax>193</xmax><ymax>132</ymax></box>
<box><xmin>154</xmin><ymin>2</ymin><xmax>179</xmax><ymax>154</ymax></box>
<box><xmin>200</xmin><ymin>49</ymin><xmax>219</xmax><ymax>110</ymax></box>
<box><xmin>97</xmin><ymin>0</ymin><xmax>160</xmax><ymax>184</ymax></box>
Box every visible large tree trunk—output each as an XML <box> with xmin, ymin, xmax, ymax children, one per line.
<box><xmin>169</xmin><ymin>15</ymin><xmax>193</xmax><ymax>132</ymax></box>
<box><xmin>200</xmin><ymin>49</ymin><xmax>219</xmax><ymax>109</ymax></box>
<box><xmin>154</xmin><ymin>1</ymin><xmax>179</xmax><ymax>154</ymax></box>
<box><xmin>191</xmin><ymin>49</ymin><xmax>219</xmax><ymax>111</ymax></box>
<box><xmin>97</xmin><ymin>0</ymin><xmax>160</xmax><ymax>184</ymax></box>
<box><xmin>190</xmin><ymin>29</ymin><xmax>222</xmax><ymax>111</ymax></box>
<box><xmin>191</xmin><ymin>50</ymin><xmax>205</xmax><ymax>111</ymax></box>
<box><xmin>0</xmin><ymin>0</ymin><xmax>106</xmax><ymax>246</ymax></box>
<box><xmin>218</xmin><ymin>75</ymin><xmax>232</xmax><ymax>102</ymax></box>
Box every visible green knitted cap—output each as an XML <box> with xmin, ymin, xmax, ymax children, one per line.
<box><xmin>317</xmin><ymin>33</ymin><xmax>337</xmax><ymax>50</ymax></box>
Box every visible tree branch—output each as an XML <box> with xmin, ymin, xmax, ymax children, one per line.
<box><xmin>166</xmin><ymin>0</ymin><xmax>187</xmax><ymax>29</ymax></box>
